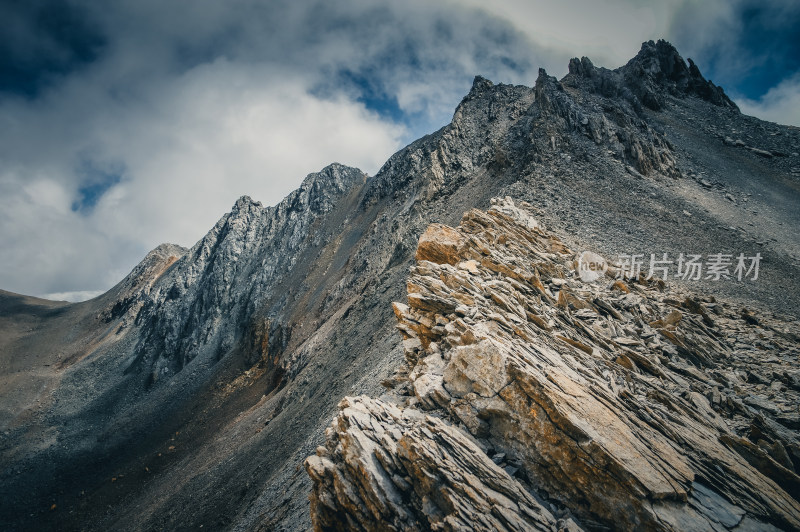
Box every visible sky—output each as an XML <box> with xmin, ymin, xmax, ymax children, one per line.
<box><xmin>1</xmin><ymin>0</ymin><xmax>798</xmax><ymax>301</ymax></box>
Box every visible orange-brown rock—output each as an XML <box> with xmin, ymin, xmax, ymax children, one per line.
<box><xmin>307</xmin><ymin>198</ymin><xmax>800</xmax><ymax>531</ymax></box>
<box><xmin>305</xmin><ymin>396</ymin><xmax>575</xmax><ymax>531</ymax></box>
<box><xmin>415</xmin><ymin>223</ymin><xmax>465</xmax><ymax>265</ymax></box>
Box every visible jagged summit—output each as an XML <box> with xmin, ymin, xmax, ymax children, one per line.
<box><xmin>153</xmin><ymin>242</ymin><xmax>187</xmax><ymax>255</ymax></box>
<box><xmin>466</xmin><ymin>74</ymin><xmax>495</xmax><ymax>97</ymax></box>
<box><xmin>99</xmin><ymin>242</ymin><xmax>186</xmax><ymax>323</ymax></box>
<box><xmin>300</xmin><ymin>162</ymin><xmax>365</xmax><ymax>189</ymax></box>
<box><xmin>228</xmin><ymin>164</ymin><xmax>364</xmax><ymax>220</ymax></box>
<box><xmin>232</xmin><ymin>194</ymin><xmax>262</xmax><ymax>210</ymax></box>
<box><xmin>623</xmin><ymin>39</ymin><xmax>738</xmax><ymax>109</ymax></box>
<box><xmin>296</xmin><ymin>162</ymin><xmax>367</xmax><ymax>210</ymax></box>
<box><xmin>565</xmin><ymin>39</ymin><xmax>738</xmax><ymax>112</ymax></box>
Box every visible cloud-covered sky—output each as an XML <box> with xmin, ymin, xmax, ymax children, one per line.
<box><xmin>2</xmin><ymin>0</ymin><xmax>798</xmax><ymax>301</ymax></box>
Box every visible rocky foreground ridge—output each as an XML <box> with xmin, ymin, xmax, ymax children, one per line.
<box><xmin>306</xmin><ymin>198</ymin><xmax>800</xmax><ymax>531</ymax></box>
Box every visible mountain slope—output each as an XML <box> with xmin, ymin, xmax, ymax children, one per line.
<box><xmin>1</xmin><ymin>40</ymin><xmax>798</xmax><ymax>531</ymax></box>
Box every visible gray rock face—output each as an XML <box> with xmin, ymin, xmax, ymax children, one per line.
<box><xmin>1</xmin><ymin>40</ymin><xmax>799</xmax><ymax>531</ymax></box>
<box><xmin>305</xmin><ymin>395</ymin><xmax>572</xmax><ymax>531</ymax></box>
<box><xmin>536</xmin><ymin>66</ymin><xmax>681</xmax><ymax>177</ymax></box>
<box><xmin>130</xmin><ymin>163</ymin><xmax>367</xmax><ymax>385</ymax></box>
<box><xmin>567</xmin><ymin>39</ymin><xmax>738</xmax><ymax>112</ymax></box>
<box><xmin>99</xmin><ymin>243</ymin><xmax>187</xmax><ymax>325</ymax></box>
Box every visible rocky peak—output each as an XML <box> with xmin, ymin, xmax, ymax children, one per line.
<box><xmin>466</xmin><ymin>75</ymin><xmax>495</xmax><ymax>98</ymax></box>
<box><xmin>230</xmin><ymin>194</ymin><xmax>262</xmax><ymax>215</ymax></box>
<box><xmin>365</xmin><ymin>39</ymin><xmax>733</xmax><ymax>211</ymax></box>
<box><xmin>294</xmin><ymin>162</ymin><xmax>367</xmax><ymax>214</ymax></box>
<box><xmin>99</xmin><ymin>242</ymin><xmax>186</xmax><ymax>323</ymax></box>
<box><xmin>453</xmin><ymin>75</ymin><xmax>533</xmax><ymax>123</ymax></box>
<box><xmin>534</xmin><ymin>63</ymin><xmax>681</xmax><ymax>177</ymax></box>
<box><xmin>533</xmin><ymin>67</ymin><xmax>567</xmax><ymax>110</ymax></box>
<box><xmin>363</xmin><ymin>77</ymin><xmax>535</xmax><ymax>207</ymax></box>
<box><xmin>229</xmin><ymin>164</ymin><xmax>364</xmax><ymax>223</ymax></box>
<box><xmin>628</xmin><ymin>39</ymin><xmax>691</xmax><ymax>80</ymax></box>
<box><xmin>302</xmin><ymin>162</ymin><xmax>365</xmax><ymax>192</ymax></box>
<box><xmin>620</xmin><ymin>39</ymin><xmax>738</xmax><ymax>110</ymax></box>
<box><xmin>232</xmin><ymin>194</ymin><xmax>261</xmax><ymax>209</ymax></box>
<box><xmin>567</xmin><ymin>56</ymin><xmax>595</xmax><ymax>77</ymax></box>
<box><xmin>565</xmin><ymin>39</ymin><xmax>738</xmax><ymax>112</ymax></box>
<box><xmin>128</xmin><ymin>163</ymin><xmax>367</xmax><ymax>383</ymax></box>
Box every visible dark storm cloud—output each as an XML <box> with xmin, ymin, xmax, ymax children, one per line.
<box><xmin>669</xmin><ymin>0</ymin><xmax>800</xmax><ymax>100</ymax></box>
<box><xmin>0</xmin><ymin>0</ymin><xmax>105</xmax><ymax>96</ymax></box>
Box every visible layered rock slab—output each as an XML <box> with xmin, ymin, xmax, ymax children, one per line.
<box><xmin>308</xmin><ymin>198</ymin><xmax>800</xmax><ymax>531</ymax></box>
<box><xmin>306</xmin><ymin>396</ymin><xmax>572</xmax><ymax>531</ymax></box>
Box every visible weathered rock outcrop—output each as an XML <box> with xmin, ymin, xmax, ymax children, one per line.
<box><xmin>534</xmin><ymin>65</ymin><xmax>681</xmax><ymax>179</ymax></box>
<box><xmin>305</xmin><ymin>396</ymin><xmax>576</xmax><ymax>531</ymax></box>
<box><xmin>308</xmin><ymin>198</ymin><xmax>800</xmax><ymax>531</ymax></box>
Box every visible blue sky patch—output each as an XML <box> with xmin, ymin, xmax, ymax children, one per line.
<box><xmin>336</xmin><ymin>69</ymin><xmax>406</xmax><ymax>123</ymax></box>
<box><xmin>71</xmin><ymin>160</ymin><xmax>124</xmax><ymax>214</ymax></box>
<box><xmin>694</xmin><ymin>1</ymin><xmax>800</xmax><ymax>99</ymax></box>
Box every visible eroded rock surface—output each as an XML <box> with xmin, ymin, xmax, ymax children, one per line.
<box><xmin>308</xmin><ymin>198</ymin><xmax>800</xmax><ymax>531</ymax></box>
<box><xmin>306</xmin><ymin>396</ymin><xmax>576</xmax><ymax>531</ymax></box>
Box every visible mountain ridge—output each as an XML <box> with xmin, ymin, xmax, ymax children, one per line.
<box><xmin>1</xmin><ymin>40</ymin><xmax>799</xmax><ymax>531</ymax></box>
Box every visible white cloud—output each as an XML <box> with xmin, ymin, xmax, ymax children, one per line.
<box><xmin>1</xmin><ymin>0</ymin><xmax>797</xmax><ymax>301</ymax></box>
<box><xmin>735</xmin><ymin>73</ymin><xmax>800</xmax><ymax>127</ymax></box>
<box><xmin>40</xmin><ymin>290</ymin><xmax>105</xmax><ymax>302</ymax></box>
<box><xmin>0</xmin><ymin>60</ymin><xmax>405</xmax><ymax>298</ymax></box>
<box><xmin>457</xmin><ymin>0</ymin><xmax>679</xmax><ymax>75</ymax></box>
<box><xmin>1</xmin><ymin>0</ymin><xmax>548</xmax><ymax>299</ymax></box>
<box><xmin>88</xmin><ymin>60</ymin><xmax>406</xmax><ymax>246</ymax></box>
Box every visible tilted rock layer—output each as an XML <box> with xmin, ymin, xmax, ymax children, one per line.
<box><xmin>307</xmin><ymin>198</ymin><xmax>800</xmax><ymax>531</ymax></box>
